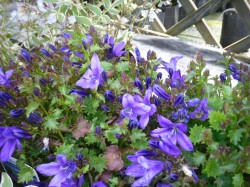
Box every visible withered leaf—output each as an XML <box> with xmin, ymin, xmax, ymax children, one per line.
<box><xmin>72</xmin><ymin>116</ymin><xmax>90</xmax><ymax>140</ymax></box>
<box><xmin>104</xmin><ymin>145</ymin><xmax>124</xmax><ymax>171</ymax></box>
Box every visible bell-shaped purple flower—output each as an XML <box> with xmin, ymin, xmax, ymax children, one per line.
<box><xmin>157</xmin><ymin>72</ymin><xmax>162</xmax><ymax>79</ymax></box>
<box><xmin>135</xmin><ymin>47</ymin><xmax>145</xmax><ymax>64</ymax></box>
<box><xmin>125</xmin><ymin>156</ymin><xmax>164</xmax><ymax>187</ymax></box>
<box><xmin>187</xmin><ymin>98</ymin><xmax>200</xmax><ymax>107</ymax></box>
<box><xmin>170</xmin><ymin>70</ymin><xmax>185</xmax><ymax>88</ymax></box>
<box><xmin>76</xmin><ymin>53</ymin><xmax>104</xmax><ymax>90</ymax></box>
<box><xmin>160</xmin><ymin>56</ymin><xmax>182</xmax><ymax>74</ymax></box>
<box><xmin>27</xmin><ymin>112</ymin><xmax>43</xmax><ymax>125</ymax></box>
<box><xmin>189</xmin><ymin>98</ymin><xmax>212</xmax><ymax>121</ymax></box>
<box><xmin>10</xmin><ymin>108</ymin><xmax>25</xmax><ymax>118</ymax></box>
<box><xmin>228</xmin><ymin>64</ymin><xmax>237</xmax><ymax>73</ymax></box>
<box><xmin>95</xmin><ymin>126</ymin><xmax>101</xmax><ymax>135</ymax></box>
<box><xmin>77</xmin><ymin>174</ymin><xmax>84</xmax><ymax>187</ymax></box>
<box><xmin>127</xmin><ymin>150</ymin><xmax>156</xmax><ymax>162</ymax></box>
<box><xmin>134</xmin><ymin>78</ymin><xmax>143</xmax><ymax>90</ymax></box>
<box><xmin>219</xmin><ymin>73</ymin><xmax>226</xmax><ymax>83</ymax></box>
<box><xmin>120</xmin><ymin>94</ymin><xmax>151</xmax><ymax>121</ymax></box>
<box><xmin>49</xmin><ymin>44</ymin><xmax>57</xmax><ymax>52</ymax></box>
<box><xmin>20</xmin><ymin>48</ymin><xmax>32</xmax><ymax>62</ymax></box>
<box><xmin>0</xmin><ymin>67</ymin><xmax>14</xmax><ymax>88</ymax></box>
<box><xmin>72</xmin><ymin>62</ymin><xmax>82</xmax><ymax>68</ymax></box>
<box><xmin>170</xmin><ymin>173</ymin><xmax>179</xmax><ymax>182</ymax></box>
<box><xmin>69</xmin><ymin>89</ymin><xmax>90</xmax><ymax>97</ymax></box>
<box><xmin>40</xmin><ymin>48</ymin><xmax>51</xmax><ymax>58</ymax></box>
<box><xmin>36</xmin><ymin>154</ymin><xmax>77</xmax><ymax>187</ymax></box>
<box><xmin>63</xmin><ymin>32</ymin><xmax>72</xmax><ymax>39</ymax></box>
<box><xmin>104</xmin><ymin>90</ymin><xmax>115</xmax><ymax>101</ymax></box>
<box><xmin>92</xmin><ymin>181</ymin><xmax>107</xmax><ymax>187</ymax></box>
<box><xmin>129</xmin><ymin>119</ymin><xmax>140</xmax><ymax>129</ymax></box>
<box><xmin>111</xmin><ymin>42</ymin><xmax>126</xmax><ymax>58</ymax></box>
<box><xmin>172</xmin><ymin>107</ymin><xmax>189</xmax><ymax>124</ymax></box>
<box><xmin>102</xmin><ymin>105</ymin><xmax>110</xmax><ymax>112</ymax></box>
<box><xmin>75</xmin><ymin>51</ymin><xmax>84</xmax><ymax>59</ymax></box>
<box><xmin>101</xmin><ymin>71</ymin><xmax>108</xmax><ymax>82</ymax></box>
<box><xmin>76</xmin><ymin>153</ymin><xmax>84</xmax><ymax>162</ymax></box>
<box><xmin>0</xmin><ymin>126</ymin><xmax>31</xmax><ymax>161</ymax></box>
<box><xmin>156</xmin><ymin>182</ymin><xmax>173</xmax><ymax>187</ymax></box>
<box><xmin>154</xmin><ymin>97</ymin><xmax>161</xmax><ymax>107</ymax></box>
<box><xmin>173</xmin><ymin>93</ymin><xmax>184</xmax><ymax>107</ymax></box>
<box><xmin>0</xmin><ymin>91</ymin><xmax>13</xmax><ymax>101</ymax></box>
<box><xmin>153</xmin><ymin>84</ymin><xmax>170</xmax><ymax>100</ymax></box>
<box><xmin>151</xmin><ymin>115</ymin><xmax>193</xmax><ymax>156</ymax></box>
<box><xmin>146</xmin><ymin>76</ymin><xmax>152</xmax><ymax>89</ymax></box>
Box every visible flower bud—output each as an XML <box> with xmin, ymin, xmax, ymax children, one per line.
<box><xmin>228</xmin><ymin>64</ymin><xmax>237</xmax><ymax>73</ymax></box>
<box><xmin>219</xmin><ymin>73</ymin><xmax>226</xmax><ymax>83</ymax></box>
<box><xmin>147</xmin><ymin>50</ymin><xmax>152</xmax><ymax>60</ymax></box>
<box><xmin>49</xmin><ymin>44</ymin><xmax>57</xmax><ymax>52</ymax></box>
<box><xmin>149</xmin><ymin>139</ymin><xmax>160</xmax><ymax>149</ymax></box>
<box><xmin>20</xmin><ymin>48</ymin><xmax>32</xmax><ymax>63</ymax></box>
<box><xmin>187</xmin><ymin>98</ymin><xmax>200</xmax><ymax>107</ymax></box>
<box><xmin>117</xmin><ymin>96</ymin><xmax>123</xmax><ymax>104</ymax></box>
<box><xmin>63</xmin><ymin>32</ymin><xmax>72</xmax><ymax>39</ymax></box>
<box><xmin>76</xmin><ymin>153</ymin><xmax>84</xmax><ymax>162</ymax></box>
<box><xmin>134</xmin><ymin>78</ymin><xmax>143</xmax><ymax>90</ymax></box>
<box><xmin>72</xmin><ymin>62</ymin><xmax>82</xmax><ymax>68</ymax></box>
<box><xmin>27</xmin><ymin>112</ymin><xmax>43</xmax><ymax>125</ymax></box>
<box><xmin>75</xmin><ymin>51</ymin><xmax>84</xmax><ymax>59</ymax></box>
<box><xmin>146</xmin><ymin>76</ymin><xmax>152</xmax><ymax>89</ymax></box>
<box><xmin>39</xmin><ymin>78</ymin><xmax>47</xmax><ymax>85</ymax></box>
<box><xmin>95</xmin><ymin>126</ymin><xmax>101</xmax><ymax>135</ymax></box>
<box><xmin>22</xmin><ymin>71</ymin><xmax>30</xmax><ymax>77</ymax></box>
<box><xmin>153</xmin><ymin>84</ymin><xmax>170</xmax><ymax>100</ymax></box>
<box><xmin>129</xmin><ymin>120</ymin><xmax>140</xmax><ymax>129</ymax></box>
<box><xmin>101</xmin><ymin>71</ymin><xmax>108</xmax><ymax>82</ymax></box>
<box><xmin>165</xmin><ymin>161</ymin><xmax>172</xmax><ymax>172</ymax></box>
<box><xmin>40</xmin><ymin>48</ymin><xmax>51</xmax><ymax>58</ymax></box>
<box><xmin>0</xmin><ymin>91</ymin><xmax>13</xmax><ymax>101</ymax></box>
<box><xmin>70</xmin><ymin>89</ymin><xmax>89</xmax><ymax>97</ymax></box>
<box><xmin>157</xmin><ymin>72</ymin><xmax>162</xmax><ymax>79</ymax></box>
<box><xmin>154</xmin><ymin>97</ymin><xmax>161</xmax><ymax>107</ymax></box>
<box><xmin>173</xmin><ymin>93</ymin><xmax>184</xmax><ymax>107</ymax></box>
<box><xmin>102</xmin><ymin>105</ymin><xmax>110</xmax><ymax>112</ymax></box>
<box><xmin>105</xmin><ymin>90</ymin><xmax>115</xmax><ymax>101</ymax></box>
<box><xmin>10</xmin><ymin>108</ymin><xmax>25</xmax><ymax>118</ymax></box>
<box><xmin>170</xmin><ymin>173</ymin><xmax>179</xmax><ymax>182</ymax></box>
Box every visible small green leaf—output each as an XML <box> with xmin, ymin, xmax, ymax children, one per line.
<box><xmin>130</xmin><ymin>129</ymin><xmax>148</xmax><ymax>149</ymax></box>
<box><xmin>43</xmin><ymin>117</ymin><xmax>58</xmax><ymax>130</ymax></box>
<box><xmin>104</xmin><ymin>0</ymin><xmax>111</xmax><ymax>9</ymax></box>
<box><xmin>56</xmin><ymin>144</ymin><xmax>75</xmax><ymax>158</ymax></box>
<box><xmin>116</xmin><ymin>61</ymin><xmax>130</xmax><ymax>72</ymax></box>
<box><xmin>57</xmin><ymin>13</ymin><xmax>66</xmax><ymax>22</ymax></box>
<box><xmin>18</xmin><ymin>166</ymin><xmax>34</xmax><ymax>184</ymax></box>
<box><xmin>209</xmin><ymin>111</ymin><xmax>226</xmax><ymax>131</ymax></box>
<box><xmin>75</xmin><ymin>16</ymin><xmax>92</xmax><ymax>26</ymax></box>
<box><xmin>85</xmin><ymin>133</ymin><xmax>100</xmax><ymax>145</ymax></box>
<box><xmin>109</xmin><ymin>177</ymin><xmax>119</xmax><ymax>187</ymax></box>
<box><xmin>208</xmin><ymin>97</ymin><xmax>224</xmax><ymax>111</ymax></box>
<box><xmin>90</xmin><ymin>44</ymin><xmax>101</xmax><ymax>53</ymax></box>
<box><xmin>189</xmin><ymin>124</ymin><xmax>206</xmax><ymax>144</ymax></box>
<box><xmin>185</xmin><ymin>71</ymin><xmax>196</xmax><ymax>82</ymax></box>
<box><xmin>101</xmin><ymin>14</ymin><xmax>111</xmax><ymax>24</ymax></box>
<box><xmin>112</xmin><ymin>0</ymin><xmax>125</xmax><ymax>7</ymax></box>
<box><xmin>25</xmin><ymin>102</ymin><xmax>39</xmax><ymax>117</ymax></box>
<box><xmin>193</xmin><ymin>151</ymin><xmax>206</xmax><ymax>166</ymax></box>
<box><xmin>79</xmin><ymin>9</ymin><xmax>88</xmax><ymax>16</ymax></box>
<box><xmin>86</xmin><ymin>4</ymin><xmax>102</xmax><ymax>16</ymax></box>
<box><xmin>1</xmin><ymin>172</ymin><xmax>13</xmax><ymax>187</ymax></box>
<box><xmin>221</xmin><ymin>85</ymin><xmax>233</xmax><ymax>100</ymax></box>
<box><xmin>101</xmin><ymin>61</ymin><xmax>114</xmax><ymax>71</ymax></box>
<box><xmin>109</xmin><ymin>8</ymin><xmax>120</xmax><ymax>15</ymax></box>
<box><xmin>89</xmin><ymin>156</ymin><xmax>107</xmax><ymax>174</ymax></box>
<box><xmin>72</xmin><ymin>5</ymin><xmax>79</xmax><ymax>16</ymax></box>
<box><xmin>228</xmin><ymin>129</ymin><xmax>244</xmax><ymax>145</ymax></box>
<box><xmin>232</xmin><ymin>173</ymin><xmax>244</xmax><ymax>187</ymax></box>
<box><xmin>203</xmin><ymin>159</ymin><xmax>220</xmax><ymax>177</ymax></box>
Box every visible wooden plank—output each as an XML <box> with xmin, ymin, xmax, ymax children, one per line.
<box><xmin>166</xmin><ymin>0</ymin><xmax>231</xmax><ymax>36</ymax></box>
<box><xmin>231</xmin><ymin>0</ymin><xmax>250</xmax><ymax>31</ymax></box>
<box><xmin>179</xmin><ymin>0</ymin><xmax>221</xmax><ymax>47</ymax></box>
<box><xmin>224</xmin><ymin>35</ymin><xmax>250</xmax><ymax>53</ymax></box>
<box><xmin>149</xmin><ymin>16</ymin><xmax>167</xmax><ymax>33</ymax></box>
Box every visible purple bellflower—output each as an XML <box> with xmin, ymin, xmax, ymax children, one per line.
<box><xmin>92</xmin><ymin>181</ymin><xmax>107</xmax><ymax>187</ymax></box>
<box><xmin>172</xmin><ymin>107</ymin><xmax>189</xmax><ymax>124</ymax></box>
<box><xmin>69</xmin><ymin>89</ymin><xmax>90</xmax><ymax>97</ymax></box>
<box><xmin>134</xmin><ymin>78</ymin><xmax>143</xmax><ymax>90</ymax></box>
<box><xmin>173</xmin><ymin>93</ymin><xmax>184</xmax><ymax>107</ymax></box>
<box><xmin>111</xmin><ymin>41</ymin><xmax>126</xmax><ymax>58</ymax></box>
<box><xmin>156</xmin><ymin>182</ymin><xmax>173</xmax><ymax>187</ymax></box>
<box><xmin>170</xmin><ymin>70</ymin><xmax>185</xmax><ymax>88</ymax></box>
<box><xmin>187</xmin><ymin>98</ymin><xmax>200</xmax><ymax>107</ymax></box>
<box><xmin>27</xmin><ymin>112</ymin><xmax>43</xmax><ymax>125</ymax></box>
<box><xmin>125</xmin><ymin>156</ymin><xmax>164</xmax><ymax>187</ymax></box>
<box><xmin>146</xmin><ymin>76</ymin><xmax>152</xmax><ymax>89</ymax></box>
<box><xmin>153</xmin><ymin>84</ymin><xmax>171</xmax><ymax>100</ymax></box>
<box><xmin>135</xmin><ymin>47</ymin><xmax>145</xmax><ymax>64</ymax></box>
<box><xmin>20</xmin><ymin>48</ymin><xmax>32</xmax><ymax>62</ymax></box>
<box><xmin>0</xmin><ymin>126</ymin><xmax>31</xmax><ymax>162</ymax></box>
<box><xmin>104</xmin><ymin>90</ymin><xmax>115</xmax><ymax>101</ymax></box>
<box><xmin>127</xmin><ymin>149</ymin><xmax>156</xmax><ymax>162</ymax></box>
<box><xmin>76</xmin><ymin>53</ymin><xmax>104</xmax><ymax>90</ymax></box>
<box><xmin>9</xmin><ymin>108</ymin><xmax>25</xmax><ymax>118</ymax></box>
<box><xmin>189</xmin><ymin>98</ymin><xmax>212</xmax><ymax>121</ymax></box>
<box><xmin>82</xmin><ymin>34</ymin><xmax>92</xmax><ymax>50</ymax></box>
<box><xmin>49</xmin><ymin>44</ymin><xmax>57</xmax><ymax>52</ymax></box>
<box><xmin>134</xmin><ymin>88</ymin><xmax>156</xmax><ymax>129</ymax></box>
<box><xmin>160</xmin><ymin>56</ymin><xmax>182</xmax><ymax>74</ymax></box>
<box><xmin>219</xmin><ymin>73</ymin><xmax>226</xmax><ymax>83</ymax></box>
<box><xmin>40</xmin><ymin>48</ymin><xmax>51</xmax><ymax>58</ymax></box>
<box><xmin>0</xmin><ymin>67</ymin><xmax>14</xmax><ymax>88</ymax></box>
<box><xmin>120</xmin><ymin>94</ymin><xmax>151</xmax><ymax>121</ymax></box>
<box><xmin>151</xmin><ymin>115</ymin><xmax>193</xmax><ymax>156</ymax></box>
<box><xmin>36</xmin><ymin>154</ymin><xmax>77</xmax><ymax>187</ymax></box>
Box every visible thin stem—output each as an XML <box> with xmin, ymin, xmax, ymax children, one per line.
<box><xmin>57</xmin><ymin>130</ymin><xmax>64</xmax><ymax>142</ymax></box>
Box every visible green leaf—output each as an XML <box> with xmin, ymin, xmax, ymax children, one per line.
<box><xmin>189</xmin><ymin>124</ymin><xmax>206</xmax><ymax>145</ymax></box>
<box><xmin>203</xmin><ymin>159</ymin><xmax>220</xmax><ymax>177</ymax></box>
<box><xmin>245</xmin><ymin>161</ymin><xmax>250</xmax><ymax>174</ymax></box>
<box><xmin>75</xmin><ymin>16</ymin><xmax>92</xmax><ymax>26</ymax></box>
<box><xmin>101</xmin><ymin>14</ymin><xmax>111</xmax><ymax>24</ymax></box>
<box><xmin>193</xmin><ymin>151</ymin><xmax>206</xmax><ymax>166</ymax></box>
<box><xmin>209</xmin><ymin>111</ymin><xmax>226</xmax><ymax>131</ymax></box>
<box><xmin>79</xmin><ymin>9</ymin><xmax>88</xmax><ymax>16</ymax></box>
<box><xmin>208</xmin><ymin>97</ymin><xmax>224</xmax><ymax>111</ymax></box>
<box><xmin>104</xmin><ymin>0</ymin><xmax>111</xmax><ymax>9</ymax></box>
<box><xmin>89</xmin><ymin>156</ymin><xmax>107</xmax><ymax>174</ymax></box>
<box><xmin>25</xmin><ymin>102</ymin><xmax>39</xmax><ymax>117</ymax></box>
<box><xmin>109</xmin><ymin>8</ymin><xmax>120</xmax><ymax>15</ymax></box>
<box><xmin>116</xmin><ymin>61</ymin><xmax>130</xmax><ymax>72</ymax></box>
<box><xmin>130</xmin><ymin>129</ymin><xmax>148</xmax><ymax>149</ymax></box>
<box><xmin>220</xmin><ymin>163</ymin><xmax>237</xmax><ymax>173</ymax></box>
<box><xmin>43</xmin><ymin>117</ymin><xmax>58</xmax><ymax>130</ymax></box>
<box><xmin>185</xmin><ymin>71</ymin><xmax>196</xmax><ymax>82</ymax></box>
<box><xmin>109</xmin><ymin>177</ymin><xmax>119</xmax><ymax>187</ymax></box>
<box><xmin>72</xmin><ymin>5</ymin><xmax>79</xmax><ymax>16</ymax></box>
<box><xmin>101</xmin><ymin>61</ymin><xmax>114</xmax><ymax>71</ymax></box>
<box><xmin>18</xmin><ymin>166</ymin><xmax>34</xmax><ymax>184</ymax></box>
<box><xmin>56</xmin><ymin>143</ymin><xmax>75</xmax><ymax>158</ymax></box>
<box><xmin>112</xmin><ymin>0</ymin><xmax>125</xmax><ymax>7</ymax></box>
<box><xmin>90</xmin><ymin>44</ymin><xmax>101</xmax><ymax>53</ymax></box>
<box><xmin>1</xmin><ymin>172</ymin><xmax>13</xmax><ymax>187</ymax></box>
<box><xmin>85</xmin><ymin>133</ymin><xmax>100</xmax><ymax>145</ymax></box>
<box><xmin>86</xmin><ymin>4</ymin><xmax>102</xmax><ymax>16</ymax></box>
<box><xmin>232</xmin><ymin>173</ymin><xmax>244</xmax><ymax>187</ymax></box>
<box><xmin>57</xmin><ymin>13</ymin><xmax>66</xmax><ymax>22</ymax></box>
<box><xmin>221</xmin><ymin>85</ymin><xmax>233</xmax><ymax>100</ymax></box>
<box><xmin>228</xmin><ymin>129</ymin><xmax>244</xmax><ymax>145</ymax></box>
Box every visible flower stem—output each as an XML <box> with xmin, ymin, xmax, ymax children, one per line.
<box><xmin>57</xmin><ymin>130</ymin><xmax>64</xmax><ymax>143</ymax></box>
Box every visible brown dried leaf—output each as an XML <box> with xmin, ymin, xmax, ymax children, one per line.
<box><xmin>72</xmin><ymin>117</ymin><xmax>90</xmax><ymax>140</ymax></box>
<box><xmin>100</xmin><ymin>170</ymin><xmax>112</xmax><ymax>183</ymax></box>
<box><xmin>104</xmin><ymin>145</ymin><xmax>124</xmax><ymax>171</ymax></box>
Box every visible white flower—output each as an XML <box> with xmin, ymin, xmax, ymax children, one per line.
<box><xmin>181</xmin><ymin>164</ymin><xmax>193</xmax><ymax>177</ymax></box>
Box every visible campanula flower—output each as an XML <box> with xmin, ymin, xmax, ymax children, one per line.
<box><xmin>151</xmin><ymin>115</ymin><xmax>193</xmax><ymax>156</ymax></box>
<box><xmin>120</xmin><ymin>94</ymin><xmax>151</xmax><ymax>121</ymax></box>
<box><xmin>153</xmin><ymin>84</ymin><xmax>170</xmax><ymax>100</ymax></box>
<box><xmin>49</xmin><ymin>44</ymin><xmax>57</xmax><ymax>52</ymax></box>
<box><xmin>63</xmin><ymin>32</ymin><xmax>72</xmax><ymax>39</ymax></box>
<box><xmin>9</xmin><ymin>108</ymin><xmax>25</xmax><ymax>118</ymax></box>
<box><xmin>189</xmin><ymin>98</ymin><xmax>212</xmax><ymax>121</ymax></box>
<box><xmin>160</xmin><ymin>56</ymin><xmax>182</xmax><ymax>73</ymax></box>
<box><xmin>20</xmin><ymin>48</ymin><xmax>32</xmax><ymax>62</ymax></box>
<box><xmin>0</xmin><ymin>91</ymin><xmax>13</xmax><ymax>102</ymax></box>
<box><xmin>170</xmin><ymin>70</ymin><xmax>185</xmax><ymax>88</ymax></box>
<box><xmin>69</xmin><ymin>89</ymin><xmax>90</xmax><ymax>97</ymax></box>
<box><xmin>0</xmin><ymin>126</ymin><xmax>31</xmax><ymax>162</ymax></box>
<box><xmin>127</xmin><ymin>150</ymin><xmax>156</xmax><ymax>162</ymax></box>
<box><xmin>129</xmin><ymin>119</ymin><xmax>140</xmax><ymax>129</ymax></box>
<box><xmin>172</xmin><ymin>107</ymin><xmax>189</xmax><ymax>124</ymax></box>
<box><xmin>146</xmin><ymin>76</ymin><xmax>152</xmax><ymax>89</ymax></box>
<box><xmin>76</xmin><ymin>53</ymin><xmax>104</xmax><ymax>90</ymax></box>
<box><xmin>0</xmin><ymin>67</ymin><xmax>14</xmax><ymax>88</ymax></box>
<box><xmin>111</xmin><ymin>41</ymin><xmax>126</xmax><ymax>58</ymax></box>
<box><xmin>135</xmin><ymin>47</ymin><xmax>145</xmax><ymax>64</ymax></box>
<box><xmin>36</xmin><ymin>154</ymin><xmax>77</xmax><ymax>187</ymax></box>
<box><xmin>173</xmin><ymin>93</ymin><xmax>184</xmax><ymax>107</ymax></box>
<box><xmin>156</xmin><ymin>182</ymin><xmax>173</xmax><ymax>187</ymax></box>
<box><xmin>157</xmin><ymin>72</ymin><xmax>162</xmax><ymax>79</ymax></box>
<box><xmin>104</xmin><ymin>90</ymin><xmax>115</xmax><ymax>101</ymax></box>
<box><xmin>75</xmin><ymin>51</ymin><xmax>84</xmax><ymax>59</ymax></box>
<box><xmin>134</xmin><ymin>88</ymin><xmax>156</xmax><ymax>129</ymax></box>
<box><xmin>92</xmin><ymin>181</ymin><xmax>107</xmax><ymax>187</ymax></box>
<box><xmin>187</xmin><ymin>98</ymin><xmax>200</xmax><ymax>107</ymax></box>
<box><xmin>134</xmin><ymin>78</ymin><xmax>143</xmax><ymax>90</ymax></box>
<box><xmin>125</xmin><ymin>156</ymin><xmax>164</xmax><ymax>187</ymax></box>
<box><xmin>219</xmin><ymin>73</ymin><xmax>226</xmax><ymax>83</ymax></box>
<box><xmin>154</xmin><ymin>97</ymin><xmax>161</xmax><ymax>107</ymax></box>
<box><xmin>27</xmin><ymin>112</ymin><xmax>43</xmax><ymax>125</ymax></box>
<box><xmin>102</xmin><ymin>105</ymin><xmax>110</xmax><ymax>111</ymax></box>
<box><xmin>40</xmin><ymin>48</ymin><xmax>51</xmax><ymax>58</ymax></box>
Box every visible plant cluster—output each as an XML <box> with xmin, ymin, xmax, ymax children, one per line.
<box><xmin>0</xmin><ymin>26</ymin><xmax>250</xmax><ymax>187</ymax></box>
